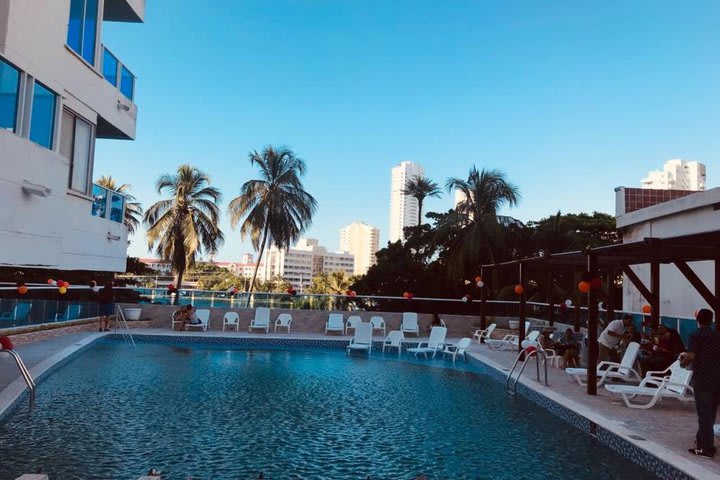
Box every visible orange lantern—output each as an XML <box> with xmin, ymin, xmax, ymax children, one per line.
<box><xmin>578</xmin><ymin>281</ymin><xmax>591</xmax><ymax>293</ymax></box>
<box><xmin>642</xmin><ymin>304</ymin><xmax>651</xmax><ymax>314</ymax></box>
<box><xmin>17</xmin><ymin>285</ymin><xmax>28</xmax><ymax>295</ymax></box>
<box><xmin>514</xmin><ymin>285</ymin><xmax>524</xmax><ymax>295</ymax></box>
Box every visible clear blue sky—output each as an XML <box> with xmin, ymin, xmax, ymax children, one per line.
<box><xmin>96</xmin><ymin>0</ymin><xmax>720</xmax><ymax>261</ymax></box>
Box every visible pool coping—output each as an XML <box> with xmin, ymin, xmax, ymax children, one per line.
<box><xmin>0</xmin><ymin>331</ymin><xmax>715</xmax><ymax>480</ymax></box>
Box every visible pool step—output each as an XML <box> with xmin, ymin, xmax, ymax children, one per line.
<box><xmin>15</xmin><ymin>475</ymin><xmax>49</xmax><ymax>480</ymax></box>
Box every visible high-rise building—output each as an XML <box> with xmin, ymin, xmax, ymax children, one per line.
<box><xmin>389</xmin><ymin>161</ymin><xmax>424</xmax><ymax>243</ymax></box>
<box><xmin>261</xmin><ymin>239</ymin><xmax>354</xmax><ymax>291</ymax></box>
<box><xmin>641</xmin><ymin>159</ymin><xmax>706</xmax><ymax>191</ymax></box>
<box><xmin>340</xmin><ymin>222</ymin><xmax>379</xmax><ymax>275</ymax></box>
<box><xmin>0</xmin><ymin>0</ymin><xmax>144</xmax><ymax>272</ymax></box>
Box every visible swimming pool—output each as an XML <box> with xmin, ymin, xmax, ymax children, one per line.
<box><xmin>0</xmin><ymin>339</ymin><xmax>658</xmax><ymax>480</ymax></box>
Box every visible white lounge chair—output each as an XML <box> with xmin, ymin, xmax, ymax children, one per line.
<box><xmin>487</xmin><ymin>330</ymin><xmax>539</xmax><ymax>351</ymax></box>
<box><xmin>347</xmin><ymin>322</ymin><xmax>373</xmax><ymax>355</ymax></box>
<box><xmin>400</xmin><ymin>312</ymin><xmax>419</xmax><ymax>336</ymax></box>
<box><xmin>222</xmin><ymin>312</ymin><xmax>240</xmax><ymax>331</ymax></box>
<box><xmin>566</xmin><ymin>342</ymin><xmax>642</xmax><ymax>386</ymax></box>
<box><xmin>443</xmin><ymin>337</ymin><xmax>471</xmax><ymax>363</ymax></box>
<box><xmin>249</xmin><ymin>307</ymin><xmax>270</xmax><ymax>333</ymax></box>
<box><xmin>370</xmin><ymin>316</ymin><xmax>386</xmax><ymax>336</ymax></box>
<box><xmin>605</xmin><ymin>361</ymin><xmax>694</xmax><ymax>409</ymax></box>
<box><xmin>186</xmin><ymin>309</ymin><xmax>210</xmax><ymax>332</ymax></box>
<box><xmin>407</xmin><ymin>326</ymin><xmax>447</xmax><ymax>358</ymax></box>
<box><xmin>345</xmin><ymin>315</ymin><xmax>362</xmax><ymax>335</ymax></box>
<box><xmin>325</xmin><ymin>313</ymin><xmax>344</xmax><ymax>335</ymax></box>
<box><xmin>472</xmin><ymin>323</ymin><xmax>496</xmax><ymax>343</ymax></box>
<box><xmin>275</xmin><ymin>313</ymin><xmax>292</xmax><ymax>333</ymax></box>
<box><xmin>382</xmin><ymin>331</ymin><xmax>404</xmax><ymax>356</ymax></box>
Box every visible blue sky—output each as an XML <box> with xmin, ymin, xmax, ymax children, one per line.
<box><xmin>96</xmin><ymin>0</ymin><xmax>720</xmax><ymax>261</ymax></box>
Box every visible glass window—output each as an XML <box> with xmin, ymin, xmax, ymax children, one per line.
<box><xmin>66</xmin><ymin>0</ymin><xmax>98</xmax><ymax>65</ymax></box>
<box><xmin>0</xmin><ymin>58</ymin><xmax>20</xmax><ymax>132</ymax></box>
<box><xmin>91</xmin><ymin>184</ymin><xmax>107</xmax><ymax>218</ymax></box>
<box><xmin>120</xmin><ymin>66</ymin><xmax>134</xmax><ymax>99</ymax></box>
<box><xmin>109</xmin><ymin>192</ymin><xmax>124</xmax><ymax>223</ymax></box>
<box><xmin>29</xmin><ymin>82</ymin><xmax>56</xmax><ymax>149</ymax></box>
<box><xmin>102</xmin><ymin>48</ymin><xmax>118</xmax><ymax>86</ymax></box>
<box><xmin>60</xmin><ymin>109</ymin><xmax>94</xmax><ymax>194</ymax></box>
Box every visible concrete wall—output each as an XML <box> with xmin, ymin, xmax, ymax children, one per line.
<box><xmin>122</xmin><ymin>304</ymin><xmax>483</xmax><ymax>337</ymax></box>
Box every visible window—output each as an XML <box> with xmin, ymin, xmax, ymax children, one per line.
<box><xmin>66</xmin><ymin>0</ymin><xmax>98</xmax><ymax>65</ymax></box>
<box><xmin>120</xmin><ymin>66</ymin><xmax>134</xmax><ymax>100</ymax></box>
<box><xmin>29</xmin><ymin>82</ymin><xmax>56</xmax><ymax>149</ymax></box>
<box><xmin>109</xmin><ymin>192</ymin><xmax>124</xmax><ymax>223</ymax></box>
<box><xmin>60</xmin><ymin>109</ymin><xmax>94</xmax><ymax>194</ymax></box>
<box><xmin>102</xmin><ymin>48</ymin><xmax>118</xmax><ymax>86</ymax></box>
<box><xmin>0</xmin><ymin>58</ymin><xmax>20</xmax><ymax>132</ymax></box>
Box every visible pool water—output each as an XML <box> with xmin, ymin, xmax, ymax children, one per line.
<box><xmin>0</xmin><ymin>340</ymin><xmax>657</xmax><ymax>480</ymax></box>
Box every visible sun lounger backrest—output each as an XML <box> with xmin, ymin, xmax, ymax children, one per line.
<box><xmin>667</xmin><ymin>360</ymin><xmax>693</xmax><ymax>394</ymax></box>
<box><xmin>353</xmin><ymin>322</ymin><xmax>372</xmax><ymax>344</ymax></box>
<box><xmin>402</xmin><ymin>312</ymin><xmax>418</xmax><ymax>328</ymax></box>
<box><xmin>347</xmin><ymin>316</ymin><xmax>362</xmax><ymax>328</ymax></box>
<box><xmin>527</xmin><ymin>330</ymin><xmax>540</xmax><ymax>342</ymax></box>
<box><xmin>455</xmin><ymin>338</ymin><xmax>471</xmax><ymax>354</ymax></box>
<box><xmin>255</xmin><ymin>307</ymin><xmax>270</xmax><ymax>326</ymax></box>
<box><xmin>618</xmin><ymin>342</ymin><xmax>640</xmax><ymax>375</ymax></box>
<box><xmin>328</xmin><ymin>313</ymin><xmax>344</xmax><ymax>328</ymax></box>
<box><xmin>428</xmin><ymin>326</ymin><xmax>447</xmax><ymax>348</ymax></box>
<box><xmin>486</xmin><ymin>324</ymin><xmax>496</xmax><ymax>335</ymax></box>
<box><xmin>385</xmin><ymin>330</ymin><xmax>404</xmax><ymax>346</ymax></box>
<box><xmin>195</xmin><ymin>309</ymin><xmax>210</xmax><ymax>325</ymax></box>
<box><xmin>370</xmin><ymin>316</ymin><xmax>385</xmax><ymax>329</ymax></box>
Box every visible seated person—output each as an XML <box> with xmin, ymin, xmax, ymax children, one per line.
<box><xmin>640</xmin><ymin>324</ymin><xmax>685</xmax><ymax>373</ymax></box>
<box><xmin>175</xmin><ymin>305</ymin><xmax>198</xmax><ymax>331</ymax></box>
<box><xmin>539</xmin><ymin>328</ymin><xmax>555</xmax><ymax>350</ymax></box>
<box><xmin>172</xmin><ymin>305</ymin><xmax>190</xmax><ymax>331</ymax></box>
<box><xmin>554</xmin><ymin>328</ymin><xmax>580</xmax><ymax>368</ymax></box>
<box><xmin>626</xmin><ymin>324</ymin><xmax>642</xmax><ymax>344</ymax></box>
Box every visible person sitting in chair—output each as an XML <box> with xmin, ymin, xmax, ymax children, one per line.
<box><xmin>173</xmin><ymin>305</ymin><xmax>198</xmax><ymax>331</ymax></box>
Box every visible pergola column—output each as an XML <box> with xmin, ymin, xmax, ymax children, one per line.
<box><xmin>587</xmin><ymin>254</ymin><xmax>599</xmax><ymax>395</ymax></box>
<box><xmin>479</xmin><ymin>267</ymin><xmax>487</xmax><ymax>340</ymax></box>
<box><xmin>650</xmin><ymin>262</ymin><xmax>660</xmax><ymax>329</ymax></box>
<box><xmin>518</xmin><ymin>262</ymin><xmax>526</xmax><ymax>352</ymax></box>
<box><xmin>606</xmin><ymin>267</ymin><xmax>616</xmax><ymax>323</ymax></box>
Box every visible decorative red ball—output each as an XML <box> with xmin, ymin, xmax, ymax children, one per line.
<box><xmin>590</xmin><ymin>278</ymin><xmax>602</xmax><ymax>290</ymax></box>
<box><xmin>514</xmin><ymin>285</ymin><xmax>524</xmax><ymax>295</ymax></box>
<box><xmin>47</xmin><ymin>279</ymin><xmax>54</xmax><ymax>285</ymax></box>
<box><xmin>0</xmin><ymin>336</ymin><xmax>13</xmax><ymax>350</ymax></box>
<box><xmin>17</xmin><ymin>285</ymin><xmax>28</xmax><ymax>294</ymax></box>
<box><xmin>474</xmin><ymin>276</ymin><xmax>482</xmax><ymax>283</ymax></box>
<box><xmin>642</xmin><ymin>304</ymin><xmax>652</xmax><ymax>314</ymax></box>
<box><xmin>578</xmin><ymin>281</ymin><xmax>591</xmax><ymax>293</ymax></box>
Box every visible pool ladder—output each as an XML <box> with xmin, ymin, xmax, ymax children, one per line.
<box><xmin>506</xmin><ymin>346</ymin><xmax>549</xmax><ymax>396</ymax></box>
<box><xmin>114</xmin><ymin>305</ymin><xmax>136</xmax><ymax>348</ymax></box>
<box><xmin>1</xmin><ymin>348</ymin><xmax>36</xmax><ymax>403</ymax></box>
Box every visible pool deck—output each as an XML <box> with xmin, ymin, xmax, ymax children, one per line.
<box><xmin>1</xmin><ymin>326</ymin><xmax>719</xmax><ymax>479</ymax></box>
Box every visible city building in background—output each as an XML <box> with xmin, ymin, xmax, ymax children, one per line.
<box><xmin>262</xmin><ymin>239</ymin><xmax>354</xmax><ymax>291</ymax></box>
<box><xmin>0</xmin><ymin>0</ymin><xmax>143</xmax><ymax>272</ymax></box>
<box><xmin>389</xmin><ymin>161</ymin><xmax>424</xmax><ymax>243</ymax></box>
<box><xmin>340</xmin><ymin>221</ymin><xmax>379</xmax><ymax>275</ymax></box>
<box><xmin>641</xmin><ymin>159</ymin><xmax>706</xmax><ymax>191</ymax></box>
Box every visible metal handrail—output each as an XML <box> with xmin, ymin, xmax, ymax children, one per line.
<box><xmin>506</xmin><ymin>346</ymin><xmax>549</xmax><ymax>396</ymax></box>
<box><xmin>1</xmin><ymin>349</ymin><xmax>36</xmax><ymax>401</ymax></box>
<box><xmin>114</xmin><ymin>305</ymin><xmax>136</xmax><ymax>348</ymax></box>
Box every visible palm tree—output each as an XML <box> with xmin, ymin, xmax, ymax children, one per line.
<box><xmin>443</xmin><ymin>167</ymin><xmax>520</xmax><ymax>277</ymax></box>
<box><xmin>308</xmin><ymin>271</ymin><xmax>354</xmax><ymax>294</ymax></box>
<box><xmin>402</xmin><ymin>175</ymin><xmax>442</xmax><ymax>225</ymax></box>
<box><xmin>228</xmin><ymin>146</ymin><xmax>317</xmax><ymax>299</ymax></box>
<box><xmin>143</xmin><ymin>165</ymin><xmax>224</xmax><ymax>303</ymax></box>
<box><xmin>95</xmin><ymin>175</ymin><xmax>143</xmax><ymax>235</ymax></box>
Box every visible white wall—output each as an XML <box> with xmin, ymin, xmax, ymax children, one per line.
<box><xmin>0</xmin><ymin>130</ymin><xmax>128</xmax><ymax>271</ymax></box>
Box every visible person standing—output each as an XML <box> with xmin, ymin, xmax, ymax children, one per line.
<box><xmin>98</xmin><ymin>281</ymin><xmax>115</xmax><ymax>332</ymax></box>
<box><xmin>598</xmin><ymin>314</ymin><xmax>633</xmax><ymax>362</ymax></box>
<box><xmin>680</xmin><ymin>308</ymin><xmax>720</xmax><ymax>458</ymax></box>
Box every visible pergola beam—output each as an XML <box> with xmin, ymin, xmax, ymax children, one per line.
<box><xmin>674</xmin><ymin>261</ymin><xmax>720</xmax><ymax>313</ymax></box>
<box><xmin>621</xmin><ymin>265</ymin><xmax>655</xmax><ymax>304</ymax></box>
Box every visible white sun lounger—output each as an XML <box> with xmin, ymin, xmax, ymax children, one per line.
<box><xmin>347</xmin><ymin>322</ymin><xmax>373</xmax><ymax>355</ymax></box>
<box><xmin>249</xmin><ymin>307</ymin><xmax>270</xmax><ymax>333</ymax></box>
<box><xmin>325</xmin><ymin>313</ymin><xmax>344</xmax><ymax>335</ymax></box>
<box><xmin>473</xmin><ymin>323</ymin><xmax>496</xmax><ymax>343</ymax></box>
<box><xmin>407</xmin><ymin>326</ymin><xmax>447</xmax><ymax>358</ymax></box>
<box><xmin>443</xmin><ymin>337</ymin><xmax>471</xmax><ymax>363</ymax></box>
<box><xmin>487</xmin><ymin>330</ymin><xmax>539</xmax><ymax>351</ymax></box>
<box><xmin>222</xmin><ymin>311</ymin><xmax>239</xmax><ymax>331</ymax></box>
<box><xmin>382</xmin><ymin>331</ymin><xmax>404</xmax><ymax>356</ymax></box>
<box><xmin>400</xmin><ymin>312</ymin><xmax>419</xmax><ymax>337</ymax></box>
<box><xmin>370</xmin><ymin>316</ymin><xmax>386</xmax><ymax>336</ymax></box>
<box><xmin>186</xmin><ymin>309</ymin><xmax>210</xmax><ymax>332</ymax></box>
<box><xmin>566</xmin><ymin>342</ymin><xmax>641</xmax><ymax>386</ymax></box>
<box><xmin>274</xmin><ymin>313</ymin><xmax>292</xmax><ymax>333</ymax></box>
<box><xmin>605</xmin><ymin>360</ymin><xmax>694</xmax><ymax>409</ymax></box>
<box><xmin>345</xmin><ymin>315</ymin><xmax>362</xmax><ymax>335</ymax></box>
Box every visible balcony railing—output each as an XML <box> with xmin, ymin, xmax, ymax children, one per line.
<box><xmin>91</xmin><ymin>183</ymin><xmax>125</xmax><ymax>224</ymax></box>
<box><xmin>101</xmin><ymin>45</ymin><xmax>135</xmax><ymax>100</ymax></box>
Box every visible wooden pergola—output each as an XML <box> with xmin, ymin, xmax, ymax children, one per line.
<box><xmin>480</xmin><ymin>231</ymin><xmax>720</xmax><ymax>395</ymax></box>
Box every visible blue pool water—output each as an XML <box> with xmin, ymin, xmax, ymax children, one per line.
<box><xmin>0</xmin><ymin>340</ymin><xmax>658</xmax><ymax>480</ymax></box>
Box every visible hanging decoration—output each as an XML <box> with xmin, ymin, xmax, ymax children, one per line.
<box><xmin>514</xmin><ymin>285</ymin><xmax>524</xmax><ymax>295</ymax></box>
<box><xmin>0</xmin><ymin>336</ymin><xmax>13</xmax><ymax>350</ymax></box>
<box><xmin>474</xmin><ymin>276</ymin><xmax>482</xmax><ymax>283</ymax></box>
<box><xmin>476</xmin><ymin>280</ymin><xmax>484</xmax><ymax>288</ymax></box>
<box><xmin>590</xmin><ymin>277</ymin><xmax>603</xmax><ymax>290</ymax></box>
<box><xmin>578</xmin><ymin>281</ymin><xmax>591</xmax><ymax>293</ymax></box>
<box><xmin>564</xmin><ymin>299</ymin><xmax>573</xmax><ymax>307</ymax></box>
<box><xmin>403</xmin><ymin>292</ymin><xmax>413</xmax><ymax>300</ymax></box>
<box><xmin>58</xmin><ymin>286</ymin><xmax>68</xmax><ymax>295</ymax></box>
<box><xmin>463</xmin><ymin>280</ymin><xmax>471</xmax><ymax>285</ymax></box>
<box><xmin>462</xmin><ymin>294</ymin><xmax>471</xmax><ymax>303</ymax></box>
<box><xmin>642</xmin><ymin>304</ymin><xmax>652</xmax><ymax>314</ymax></box>
<box><xmin>17</xmin><ymin>283</ymin><xmax>28</xmax><ymax>295</ymax></box>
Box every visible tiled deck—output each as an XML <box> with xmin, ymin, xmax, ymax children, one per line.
<box><xmin>1</xmin><ymin>325</ymin><xmax>719</xmax><ymax>479</ymax></box>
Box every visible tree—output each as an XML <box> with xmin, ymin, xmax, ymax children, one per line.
<box><xmin>96</xmin><ymin>175</ymin><xmax>143</xmax><ymax>235</ymax></box>
<box><xmin>402</xmin><ymin>175</ymin><xmax>442</xmax><ymax>225</ymax></box>
<box><xmin>143</xmin><ymin>164</ymin><xmax>224</xmax><ymax>303</ymax></box>
<box><xmin>307</xmin><ymin>271</ymin><xmax>355</xmax><ymax>294</ymax></box>
<box><xmin>126</xmin><ymin>256</ymin><xmax>153</xmax><ymax>275</ymax></box>
<box><xmin>227</xmin><ymin>146</ymin><xmax>317</xmax><ymax>300</ymax></box>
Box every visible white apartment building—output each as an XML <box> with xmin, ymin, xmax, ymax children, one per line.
<box><xmin>641</xmin><ymin>159</ymin><xmax>706</xmax><ymax>191</ymax></box>
<box><xmin>0</xmin><ymin>0</ymin><xmax>143</xmax><ymax>272</ymax></box>
<box><xmin>261</xmin><ymin>239</ymin><xmax>354</xmax><ymax>291</ymax></box>
<box><xmin>139</xmin><ymin>258</ymin><xmax>172</xmax><ymax>275</ymax></box>
<box><xmin>389</xmin><ymin>161</ymin><xmax>424</xmax><ymax>243</ymax></box>
<box><xmin>340</xmin><ymin>221</ymin><xmax>379</xmax><ymax>275</ymax></box>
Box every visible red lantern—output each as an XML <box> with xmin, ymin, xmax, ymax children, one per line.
<box><xmin>47</xmin><ymin>279</ymin><xmax>54</xmax><ymax>285</ymax></box>
<box><xmin>514</xmin><ymin>285</ymin><xmax>524</xmax><ymax>295</ymax></box>
<box><xmin>590</xmin><ymin>278</ymin><xmax>602</xmax><ymax>290</ymax></box>
<box><xmin>403</xmin><ymin>292</ymin><xmax>409</xmax><ymax>298</ymax></box>
<box><xmin>474</xmin><ymin>276</ymin><xmax>482</xmax><ymax>283</ymax></box>
<box><xmin>56</xmin><ymin>280</ymin><xmax>64</xmax><ymax>288</ymax></box>
<box><xmin>0</xmin><ymin>336</ymin><xmax>13</xmax><ymax>350</ymax></box>
<box><xmin>407</xmin><ymin>293</ymin><xmax>413</xmax><ymax>300</ymax></box>
<box><xmin>17</xmin><ymin>285</ymin><xmax>28</xmax><ymax>295</ymax></box>
<box><xmin>642</xmin><ymin>304</ymin><xmax>651</xmax><ymax>314</ymax></box>
<box><xmin>559</xmin><ymin>302</ymin><xmax>568</xmax><ymax>311</ymax></box>
<box><xmin>63</xmin><ymin>281</ymin><xmax>71</xmax><ymax>288</ymax></box>
<box><xmin>350</xmin><ymin>291</ymin><xmax>357</xmax><ymax>297</ymax></box>
<box><xmin>578</xmin><ymin>281</ymin><xmax>591</xmax><ymax>293</ymax></box>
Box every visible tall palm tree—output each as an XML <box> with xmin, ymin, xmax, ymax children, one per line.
<box><xmin>228</xmin><ymin>146</ymin><xmax>317</xmax><ymax>298</ymax></box>
<box><xmin>308</xmin><ymin>271</ymin><xmax>354</xmax><ymax>294</ymax></box>
<box><xmin>402</xmin><ymin>175</ymin><xmax>442</xmax><ymax>225</ymax></box>
<box><xmin>143</xmin><ymin>165</ymin><xmax>224</xmax><ymax>302</ymax></box>
<box><xmin>95</xmin><ymin>175</ymin><xmax>143</xmax><ymax>235</ymax></box>
<box><xmin>443</xmin><ymin>167</ymin><xmax>520</xmax><ymax>278</ymax></box>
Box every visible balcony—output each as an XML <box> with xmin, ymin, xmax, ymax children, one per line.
<box><xmin>101</xmin><ymin>46</ymin><xmax>135</xmax><ymax>101</ymax></box>
<box><xmin>91</xmin><ymin>183</ymin><xmax>126</xmax><ymax>225</ymax></box>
